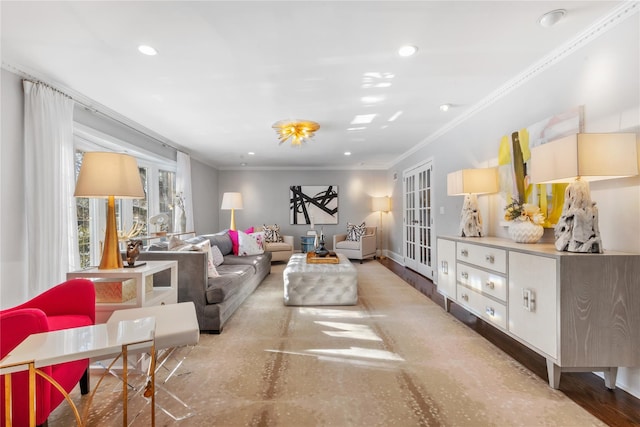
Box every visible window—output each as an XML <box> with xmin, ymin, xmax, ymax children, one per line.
<box><xmin>74</xmin><ymin>127</ymin><xmax>176</xmax><ymax>267</ymax></box>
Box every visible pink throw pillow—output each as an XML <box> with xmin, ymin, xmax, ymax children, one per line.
<box><xmin>228</xmin><ymin>229</ymin><xmax>239</xmax><ymax>255</ymax></box>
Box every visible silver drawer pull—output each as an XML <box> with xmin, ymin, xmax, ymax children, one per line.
<box><xmin>460</xmin><ymin>249</ymin><xmax>469</xmax><ymax>257</ymax></box>
<box><xmin>461</xmin><ymin>271</ymin><xmax>469</xmax><ymax>279</ymax></box>
<box><xmin>460</xmin><ymin>293</ymin><xmax>469</xmax><ymax>301</ymax></box>
<box><xmin>485</xmin><ymin>254</ymin><xmax>495</xmax><ymax>263</ymax></box>
<box><xmin>441</xmin><ymin>261</ymin><xmax>448</xmax><ymax>274</ymax></box>
<box><xmin>486</xmin><ymin>306</ymin><xmax>495</xmax><ymax>316</ymax></box>
<box><xmin>485</xmin><ymin>281</ymin><xmax>495</xmax><ymax>289</ymax></box>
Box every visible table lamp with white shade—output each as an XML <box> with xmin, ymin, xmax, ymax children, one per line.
<box><xmin>531</xmin><ymin>133</ymin><xmax>638</xmax><ymax>253</ymax></box>
<box><xmin>447</xmin><ymin>168</ymin><xmax>498</xmax><ymax>237</ymax></box>
<box><xmin>221</xmin><ymin>192</ymin><xmax>243</xmax><ymax>231</ymax></box>
<box><xmin>74</xmin><ymin>152</ymin><xmax>145</xmax><ymax>269</ymax></box>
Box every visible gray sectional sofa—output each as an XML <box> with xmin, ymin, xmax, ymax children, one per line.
<box><xmin>137</xmin><ymin>231</ymin><xmax>271</xmax><ymax>333</ymax></box>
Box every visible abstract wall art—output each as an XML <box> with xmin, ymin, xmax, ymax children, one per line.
<box><xmin>498</xmin><ymin>106</ymin><xmax>583</xmax><ymax>227</ymax></box>
<box><xmin>290</xmin><ymin>185</ymin><xmax>338</xmax><ymax>225</ymax></box>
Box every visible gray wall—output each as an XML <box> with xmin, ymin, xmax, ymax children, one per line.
<box><xmin>191</xmin><ymin>158</ymin><xmax>219</xmax><ymax>234</ymax></box>
<box><xmin>218</xmin><ymin>169</ymin><xmax>389</xmax><ymax>251</ymax></box>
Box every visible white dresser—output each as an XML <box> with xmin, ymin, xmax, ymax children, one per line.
<box><xmin>437</xmin><ymin>236</ymin><xmax>640</xmax><ymax>389</ymax></box>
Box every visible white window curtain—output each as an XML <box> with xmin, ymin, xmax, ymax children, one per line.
<box><xmin>23</xmin><ymin>80</ymin><xmax>78</xmax><ymax>296</ymax></box>
<box><xmin>175</xmin><ymin>151</ymin><xmax>194</xmax><ymax>233</ymax></box>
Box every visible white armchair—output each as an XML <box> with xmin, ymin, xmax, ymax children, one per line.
<box><xmin>256</xmin><ymin>226</ymin><xmax>294</xmax><ymax>262</ymax></box>
<box><xmin>333</xmin><ymin>226</ymin><xmax>377</xmax><ymax>264</ymax></box>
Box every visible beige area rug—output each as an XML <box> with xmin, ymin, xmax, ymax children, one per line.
<box><xmin>50</xmin><ymin>261</ymin><xmax>604</xmax><ymax>426</ymax></box>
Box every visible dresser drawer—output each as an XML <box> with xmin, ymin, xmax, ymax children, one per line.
<box><xmin>457</xmin><ymin>263</ymin><xmax>507</xmax><ymax>302</ymax></box>
<box><xmin>457</xmin><ymin>242</ymin><xmax>506</xmax><ymax>273</ymax></box>
<box><xmin>457</xmin><ymin>285</ymin><xmax>507</xmax><ymax>330</ymax></box>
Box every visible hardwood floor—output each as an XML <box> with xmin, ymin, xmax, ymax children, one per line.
<box><xmin>378</xmin><ymin>257</ymin><xmax>640</xmax><ymax>427</ymax></box>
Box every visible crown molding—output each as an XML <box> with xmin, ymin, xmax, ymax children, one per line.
<box><xmin>389</xmin><ymin>0</ymin><xmax>640</xmax><ymax>169</ymax></box>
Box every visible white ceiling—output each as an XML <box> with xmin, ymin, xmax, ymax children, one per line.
<box><xmin>0</xmin><ymin>1</ymin><xmax>621</xmax><ymax>169</ymax></box>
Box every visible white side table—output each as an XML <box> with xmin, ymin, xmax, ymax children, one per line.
<box><xmin>0</xmin><ymin>318</ymin><xmax>157</xmax><ymax>427</ymax></box>
<box><xmin>67</xmin><ymin>260</ymin><xmax>178</xmax><ymax>323</ymax></box>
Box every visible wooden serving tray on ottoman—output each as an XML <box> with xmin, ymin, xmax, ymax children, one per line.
<box><xmin>306</xmin><ymin>251</ymin><xmax>340</xmax><ymax>264</ymax></box>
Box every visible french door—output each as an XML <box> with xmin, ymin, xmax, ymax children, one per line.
<box><xmin>403</xmin><ymin>160</ymin><xmax>434</xmax><ymax>280</ymax></box>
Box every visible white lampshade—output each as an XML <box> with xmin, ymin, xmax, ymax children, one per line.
<box><xmin>447</xmin><ymin>168</ymin><xmax>498</xmax><ymax>196</ymax></box>
<box><xmin>530</xmin><ymin>133</ymin><xmax>638</xmax><ymax>184</ymax></box>
<box><xmin>74</xmin><ymin>152</ymin><xmax>145</xmax><ymax>198</ymax></box>
<box><xmin>371</xmin><ymin>196</ymin><xmax>391</xmax><ymax>212</ymax></box>
<box><xmin>221</xmin><ymin>192</ymin><xmax>243</xmax><ymax>210</ymax></box>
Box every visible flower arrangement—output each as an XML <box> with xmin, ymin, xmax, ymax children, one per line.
<box><xmin>504</xmin><ymin>199</ymin><xmax>545</xmax><ymax>226</ymax></box>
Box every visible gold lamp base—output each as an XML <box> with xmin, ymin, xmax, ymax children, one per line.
<box><xmin>99</xmin><ymin>196</ymin><xmax>124</xmax><ymax>269</ymax></box>
<box><xmin>229</xmin><ymin>208</ymin><xmax>237</xmax><ymax>231</ymax></box>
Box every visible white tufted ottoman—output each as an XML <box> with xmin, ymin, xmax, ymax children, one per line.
<box><xmin>283</xmin><ymin>253</ymin><xmax>358</xmax><ymax>306</ymax></box>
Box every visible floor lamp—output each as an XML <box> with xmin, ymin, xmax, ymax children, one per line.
<box><xmin>447</xmin><ymin>168</ymin><xmax>498</xmax><ymax>237</ymax></box>
<box><xmin>531</xmin><ymin>133</ymin><xmax>638</xmax><ymax>253</ymax></box>
<box><xmin>74</xmin><ymin>152</ymin><xmax>145</xmax><ymax>269</ymax></box>
<box><xmin>221</xmin><ymin>192</ymin><xmax>243</xmax><ymax>231</ymax></box>
<box><xmin>371</xmin><ymin>196</ymin><xmax>391</xmax><ymax>258</ymax></box>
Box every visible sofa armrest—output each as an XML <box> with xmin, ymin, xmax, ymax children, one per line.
<box><xmin>361</xmin><ymin>233</ymin><xmax>377</xmax><ymax>254</ymax></box>
<box><xmin>283</xmin><ymin>235</ymin><xmax>294</xmax><ymax>247</ymax></box>
<box><xmin>10</xmin><ymin>279</ymin><xmax>96</xmax><ymax>324</ymax></box>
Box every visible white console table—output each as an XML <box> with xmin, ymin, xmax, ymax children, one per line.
<box><xmin>437</xmin><ymin>236</ymin><xmax>640</xmax><ymax>389</ymax></box>
<box><xmin>67</xmin><ymin>260</ymin><xmax>178</xmax><ymax>323</ymax></box>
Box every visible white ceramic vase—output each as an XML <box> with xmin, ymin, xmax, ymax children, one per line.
<box><xmin>508</xmin><ymin>220</ymin><xmax>544</xmax><ymax>243</ymax></box>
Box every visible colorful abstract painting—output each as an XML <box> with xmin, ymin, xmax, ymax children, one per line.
<box><xmin>499</xmin><ymin>106</ymin><xmax>583</xmax><ymax>227</ymax></box>
<box><xmin>289</xmin><ymin>185</ymin><xmax>338</xmax><ymax>225</ymax></box>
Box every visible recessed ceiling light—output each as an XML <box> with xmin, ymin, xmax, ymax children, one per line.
<box><xmin>388</xmin><ymin>111</ymin><xmax>403</xmax><ymax>122</ymax></box>
<box><xmin>538</xmin><ymin>9</ymin><xmax>566</xmax><ymax>27</ymax></box>
<box><xmin>138</xmin><ymin>45</ymin><xmax>158</xmax><ymax>56</ymax></box>
<box><xmin>439</xmin><ymin>103</ymin><xmax>451</xmax><ymax>112</ymax></box>
<box><xmin>248</xmin><ymin>152</ymin><xmax>255</xmax><ymax>156</ymax></box>
<box><xmin>347</xmin><ymin>127</ymin><xmax>367</xmax><ymax>131</ymax></box>
<box><xmin>398</xmin><ymin>45</ymin><xmax>418</xmax><ymax>57</ymax></box>
<box><xmin>344</xmin><ymin>152</ymin><xmax>352</xmax><ymax>156</ymax></box>
<box><xmin>351</xmin><ymin>114</ymin><xmax>377</xmax><ymax>125</ymax></box>
<box><xmin>361</xmin><ymin>95</ymin><xmax>384</xmax><ymax>104</ymax></box>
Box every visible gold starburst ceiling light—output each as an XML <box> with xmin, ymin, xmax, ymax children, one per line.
<box><xmin>272</xmin><ymin>120</ymin><xmax>320</xmax><ymax>146</ymax></box>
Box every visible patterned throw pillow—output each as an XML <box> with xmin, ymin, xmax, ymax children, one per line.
<box><xmin>346</xmin><ymin>222</ymin><xmax>366</xmax><ymax>242</ymax></box>
<box><xmin>238</xmin><ymin>231</ymin><xmax>265</xmax><ymax>256</ymax></box>
<box><xmin>262</xmin><ymin>224</ymin><xmax>283</xmax><ymax>243</ymax></box>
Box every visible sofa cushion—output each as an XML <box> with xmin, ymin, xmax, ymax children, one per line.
<box><xmin>264</xmin><ymin>241</ymin><xmax>292</xmax><ymax>252</ymax></box>
<box><xmin>335</xmin><ymin>240</ymin><xmax>361</xmax><ymax>250</ymax></box>
<box><xmin>147</xmin><ymin>241</ymin><xmax>168</xmax><ymax>251</ymax></box>
<box><xmin>200</xmin><ymin>232</ymin><xmax>234</xmax><ymax>256</ymax></box>
<box><xmin>205</xmin><ymin>264</ymin><xmax>253</xmax><ymax>304</ymax></box>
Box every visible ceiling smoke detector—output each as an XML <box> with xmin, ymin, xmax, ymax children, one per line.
<box><xmin>538</xmin><ymin>9</ymin><xmax>566</xmax><ymax>27</ymax></box>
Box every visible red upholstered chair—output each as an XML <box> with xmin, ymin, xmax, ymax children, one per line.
<box><xmin>0</xmin><ymin>279</ymin><xmax>96</xmax><ymax>427</ymax></box>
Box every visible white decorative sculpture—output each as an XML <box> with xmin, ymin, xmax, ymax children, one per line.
<box><xmin>554</xmin><ymin>180</ymin><xmax>602</xmax><ymax>253</ymax></box>
<box><xmin>458</xmin><ymin>194</ymin><xmax>483</xmax><ymax>237</ymax></box>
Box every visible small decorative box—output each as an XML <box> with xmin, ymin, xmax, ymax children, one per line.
<box><xmin>94</xmin><ymin>278</ymin><xmax>136</xmax><ymax>303</ymax></box>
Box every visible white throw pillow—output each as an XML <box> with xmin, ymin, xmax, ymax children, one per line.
<box><xmin>238</xmin><ymin>231</ymin><xmax>265</xmax><ymax>256</ymax></box>
<box><xmin>211</xmin><ymin>244</ymin><xmax>224</xmax><ymax>267</ymax></box>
